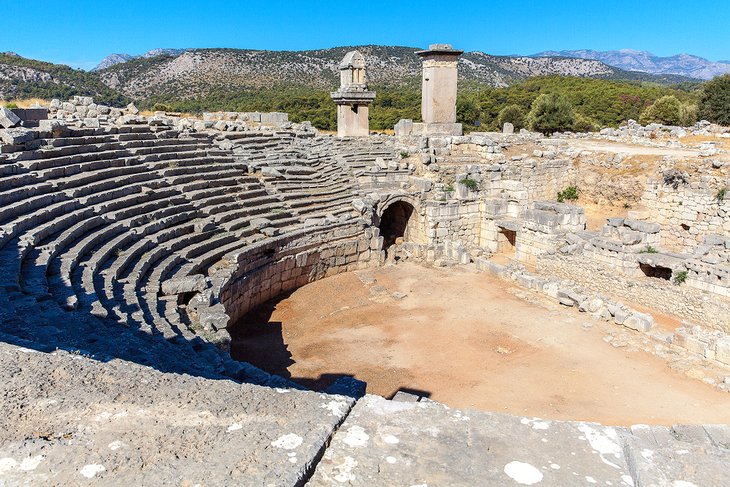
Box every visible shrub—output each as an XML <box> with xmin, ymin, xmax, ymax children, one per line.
<box><xmin>496</xmin><ymin>104</ymin><xmax>526</xmax><ymax>130</ymax></box>
<box><xmin>642</xmin><ymin>245</ymin><xmax>658</xmax><ymax>253</ymax></box>
<box><xmin>527</xmin><ymin>93</ymin><xmax>576</xmax><ymax>134</ymax></box>
<box><xmin>572</xmin><ymin>113</ymin><xmax>598</xmax><ymax>133</ymax></box>
<box><xmin>717</xmin><ymin>188</ymin><xmax>727</xmax><ymax>202</ymax></box>
<box><xmin>639</xmin><ymin>95</ymin><xmax>682</xmax><ymax>125</ymax></box>
<box><xmin>457</xmin><ymin>96</ymin><xmax>481</xmax><ymax>130</ymax></box>
<box><xmin>662</xmin><ymin>169</ymin><xmax>689</xmax><ymax>189</ymax></box>
<box><xmin>4</xmin><ymin>102</ymin><xmax>18</xmax><ymax>109</ymax></box>
<box><xmin>459</xmin><ymin>177</ymin><xmax>479</xmax><ymax>191</ymax></box>
<box><xmin>556</xmin><ymin>186</ymin><xmax>579</xmax><ymax>202</ymax></box>
<box><xmin>399</xmin><ymin>150</ymin><xmax>409</xmax><ymax>159</ymax></box>
<box><xmin>699</xmin><ymin>74</ymin><xmax>730</xmax><ymax>125</ymax></box>
<box><xmin>443</xmin><ymin>184</ymin><xmax>454</xmax><ymax>193</ymax></box>
<box><xmin>679</xmin><ymin>103</ymin><xmax>699</xmax><ymax>126</ymax></box>
<box><xmin>673</xmin><ymin>270</ymin><xmax>688</xmax><ymax>285</ymax></box>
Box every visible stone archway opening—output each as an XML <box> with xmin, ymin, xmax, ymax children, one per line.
<box><xmin>497</xmin><ymin>228</ymin><xmax>517</xmax><ymax>256</ymax></box>
<box><xmin>639</xmin><ymin>263</ymin><xmax>672</xmax><ymax>281</ymax></box>
<box><xmin>379</xmin><ymin>201</ymin><xmax>415</xmax><ymax>250</ymax></box>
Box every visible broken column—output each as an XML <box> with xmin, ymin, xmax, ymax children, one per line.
<box><xmin>330</xmin><ymin>50</ymin><xmax>376</xmax><ymax>137</ymax></box>
<box><xmin>395</xmin><ymin>44</ymin><xmax>463</xmax><ymax>136</ymax></box>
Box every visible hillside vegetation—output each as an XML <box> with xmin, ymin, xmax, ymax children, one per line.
<box><xmin>0</xmin><ymin>47</ymin><xmax>714</xmax><ymax>132</ymax></box>
<box><xmin>148</xmin><ymin>76</ymin><xmax>699</xmax><ymax>132</ymax></box>
<box><xmin>98</xmin><ymin>46</ymin><xmax>694</xmax><ymax>101</ymax></box>
<box><xmin>0</xmin><ymin>53</ymin><xmax>127</xmax><ymax>105</ymax></box>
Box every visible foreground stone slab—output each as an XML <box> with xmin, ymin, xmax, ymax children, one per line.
<box><xmin>311</xmin><ymin>395</ymin><xmax>730</xmax><ymax>487</ymax></box>
<box><xmin>625</xmin><ymin>423</ymin><xmax>730</xmax><ymax>486</ymax></box>
<box><xmin>0</xmin><ymin>342</ymin><xmax>353</xmax><ymax>486</ymax></box>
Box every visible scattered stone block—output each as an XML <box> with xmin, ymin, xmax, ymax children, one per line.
<box><xmin>161</xmin><ymin>275</ymin><xmax>208</xmax><ymax>296</ymax></box>
<box><xmin>38</xmin><ymin>119</ymin><xmax>67</xmax><ymax>137</ymax></box>
<box><xmin>0</xmin><ymin>107</ymin><xmax>21</xmax><ymax>128</ymax></box>
<box><xmin>261</xmin><ymin>166</ymin><xmax>283</xmax><ymax>178</ymax></box>
<box><xmin>0</xmin><ymin>127</ymin><xmax>36</xmax><ymax>145</ymax></box>
<box><xmin>83</xmin><ymin>118</ymin><xmax>100</xmax><ymax>128</ymax></box>
<box><xmin>716</xmin><ymin>337</ymin><xmax>730</xmax><ymax>366</ymax></box>
<box><xmin>623</xmin><ymin>312</ymin><xmax>654</xmax><ymax>332</ymax></box>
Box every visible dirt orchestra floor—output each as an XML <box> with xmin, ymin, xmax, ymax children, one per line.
<box><xmin>230</xmin><ymin>262</ymin><xmax>730</xmax><ymax>426</ymax></box>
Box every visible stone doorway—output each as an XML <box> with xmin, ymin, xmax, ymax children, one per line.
<box><xmin>497</xmin><ymin>228</ymin><xmax>517</xmax><ymax>256</ymax></box>
<box><xmin>379</xmin><ymin>201</ymin><xmax>415</xmax><ymax>249</ymax></box>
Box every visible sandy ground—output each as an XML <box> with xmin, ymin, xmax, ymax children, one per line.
<box><xmin>581</xmin><ymin>202</ymin><xmax>631</xmax><ymax>231</ymax></box>
<box><xmin>230</xmin><ymin>263</ymin><xmax>730</xmax><ymax>426</ymax></box>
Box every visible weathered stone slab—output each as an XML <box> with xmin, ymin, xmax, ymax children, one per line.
<box><xmin>0</xmin><ymin>127</ymin><xmax>36</xmax><ymax>145</ymax></box>
<box><xmin>0</xmin><ymin>106</ymin><xmax>21</xmax><ymax>128</ymax></box>
<box><xmin>623</xmin><ymin>311</ymin><xmax>655</xmax><ymax>332</ymax></box>
<box><xmin>0</xmin><ymin>342</ymin><xmax>353</xmax><ymax>486</ymax></box>
<box><xmin>311</xmin><ymin>395</ymin><xmax>635</xmax><ymax>486</ymax></box>
<box><xmin>160</xmin><ymin>274</ymin><xmax>207</xmax><ymax>295</ymax></box>
<box><xmin>625</xmin><ymin>424</ymin><xmax>730</xmax><ymax>486</ymax></box>
<box><xmin>624</xmin><ymin>219</ymin><xmax>661</xmax><ymax>234</ymax></box>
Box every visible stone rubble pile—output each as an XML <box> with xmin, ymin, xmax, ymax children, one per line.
<box><xmin>48</xmin><ymin>96</ymin><xmax>134</xmax><ymax>127</ymax></box>
<box><xmin>45</xmin><ymin>97</ymin><xmax>319</xmax><ymax>135</ymax></box>
<box><xmin>674</xmin><ymin>324</ymin><xmax>730</xmax><ymax>368</ymax></box>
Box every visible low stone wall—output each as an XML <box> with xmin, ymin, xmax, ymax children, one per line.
<box><xmin>642</xmin><ymin>179</ymin><xmax>730</xmax><ymax>250</ymax></box>
<box><xmin>537</xmin><ymin>254</ymin><xmax>730</xmax><ymax>333</ymax></box>
<box><xmin>424</xmin><ymin>199</ymin><xmax>482</xmax><ymax>248</ymax></box>
<box><xmin>499</xmin><ymin>157</ymin><xmax>576</xmax><ymax>202</ymax></box>
<box><xmin>210</xmin><ymin>221</ymin><xmax>380</xmax><ymax>331</ymax></box>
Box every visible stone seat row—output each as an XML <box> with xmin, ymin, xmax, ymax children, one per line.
<box><xmin>0</xmin><ymin>125</ymin><xmax>312</xmax><ymax>372</ymax></box>
<box><xmin>0</xmin><ymin>121</ymin><xmax>401</xmax><ymax>383</ymax></box>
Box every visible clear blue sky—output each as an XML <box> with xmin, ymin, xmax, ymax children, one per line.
<box><xmin>3</xmin><ymin>0</ymin><xmax>729</xmax><ymax>70</ymax></box>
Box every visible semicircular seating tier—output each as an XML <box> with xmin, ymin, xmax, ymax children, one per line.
<box><xmin>0</xmin><ymin>122</ymin><xmax>402</xmax><ymax>382</ymax></box>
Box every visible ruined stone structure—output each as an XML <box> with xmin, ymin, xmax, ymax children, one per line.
<box><xmin>416</xmin><ymin>43</ymin><xmax>463</xmax><ymax>135</ymax></box>
<box><xmin>1</xmin><ymin>98</ymin><xmax>729</xmax><ymax>485</ymax></box>
<box><xmin>330</xmin><ymin>51</ymin><xmax>376</xmax><ymax>137</ymax></box>
<box><xmin>395</xmin><ymin>44</ymin><xmax>463</xmax><ymax>136</ymax></box>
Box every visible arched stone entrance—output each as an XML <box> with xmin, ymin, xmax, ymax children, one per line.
<box><xmin>379</xmin><ymin>200</ymin><xmax>416</xmax><ymax>249</ymax></box>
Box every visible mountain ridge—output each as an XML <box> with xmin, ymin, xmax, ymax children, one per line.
<box><xmin>92</xmin><ymin>49</ymin><xmax>188</xmax><ymax>71</ymax></box>
<box><xmin>94</xmin><ymin>45</ymin><xmax>696</xmax><ymax>102</ymax></box>
<box><xmin>0</xmin><ymin>46</ymin><xmax>700</xmax><ymax>106</ymax></box>
<box><xmin>533</xmin><ymin>49</ymin><xmax>730</xmax><ymax>80</ymax></box>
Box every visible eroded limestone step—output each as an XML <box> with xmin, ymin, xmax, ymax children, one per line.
<box><xmin>311</xmin><ymin>395</ymin><xmax>730</xmax><ymax>487</ymax></box>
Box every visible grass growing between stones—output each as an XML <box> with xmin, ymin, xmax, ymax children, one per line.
<box><xmin>673</xmin><ymin>270</ymin><xmax>689</xmax><ymax>285</ymax></box>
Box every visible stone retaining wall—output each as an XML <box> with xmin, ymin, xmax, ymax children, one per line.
<box><xmin>642</xmin><ymin>179</ymin><xmax>730</xmax><ymax>250</ymax></box>
<box><xmin>211</xmin><ymin>221</ymin><xmax>380</xmax><ymax>330</ymax></box>
<box><xmin>537</xmin><ymin>254</ymin><xmax>730</xmax><ymax>333</ymax></box>
<box><xmin>423</xmin><ymin>199</ymin><xmax>482</xmax><ymax>248</ymax></box>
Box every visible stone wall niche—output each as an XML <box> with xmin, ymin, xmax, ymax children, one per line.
<box><xmin>330</xmin><ymin>50</ymin><xmax>376</xmax><ymax>137</ymax></box>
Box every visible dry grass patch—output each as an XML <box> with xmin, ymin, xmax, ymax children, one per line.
<box><xmin>1</xmin><ymin>98</ymin><xmax>50</xmax><ymax>108</ymax></box>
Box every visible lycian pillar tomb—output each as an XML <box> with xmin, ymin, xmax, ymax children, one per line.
<box><xmin>394</xmin><ymin>43</ymin><xmax>463</xmax><ymax>136</ymax></box>
<box><xmin>330</xmin><ymin>51</ymin><xmax>376</xmax><ymax>137</ymax></box>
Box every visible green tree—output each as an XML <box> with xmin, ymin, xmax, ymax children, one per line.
<box><xmin>527</xmin><ymin>93</ymin><xmax>576</xmax><ymax>134</ymax></box>
<box><xmin>572</xmin><ymin>113</ymin><xmax>598</xmax><ymax>132</ymax></box>
<box><xmin>456</xmin><ymin>95</ymin><xmax>481</xmax><ymax>132</ymax></box>
<box><xmin>679</xmin><ymin>103</ymin><xmax>699</xmax><ymax>126</ymax></box>
<box><xmin>496</xmin><ymin>104</ymin><xmax>526</xmax><ymax>130</ymax></box>
<box><xmin>639</xmin><ymin>95</ymin><xmax>682</xmax><ymax>125</ymax></box>
<box><xmin>699</xmin><ymin>74</ymin><xmax>730</xmax><ymax>125</ymax></box>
